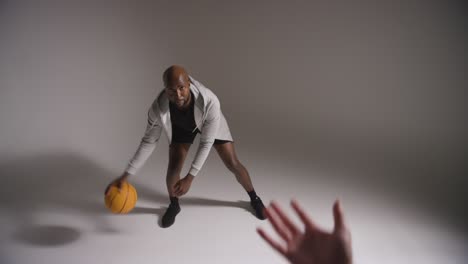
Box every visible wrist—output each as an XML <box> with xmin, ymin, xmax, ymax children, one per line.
<box><xmin>186</xmin><ymin>174</ymin><xmax>195</xmax><ymax>181</ymax></box>
<box><xmin>121</xmin><ymin>172</ymin><xmax>131</xmax><ymax>180</ymax></box>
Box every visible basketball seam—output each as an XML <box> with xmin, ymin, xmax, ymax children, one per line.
<box><xmin>119</xmin><ymin>183</ymin><xmax>130</xmax><ymax>213</ymax></box>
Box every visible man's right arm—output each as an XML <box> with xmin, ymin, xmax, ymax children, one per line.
<box><xmin>124</xmin><ymin>107</ymin><xmax>162</xmax><ymax>176</ymax></box>
<box><xmin>105</xmin><ymin>107</ymin><xmax>162</xmax><ymax>195</ymax></box>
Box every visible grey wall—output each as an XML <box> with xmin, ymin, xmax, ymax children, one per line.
<box><xmin>0</xmin><ymin>0</ymin><xmax>467</xmax><ymax>257</ymax></box>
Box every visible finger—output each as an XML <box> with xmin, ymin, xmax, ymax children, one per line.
<box><xmin>264</xmin><ymin>204</ymin><xmax>292</xmax><ymax>242</ymax></box>
<box><xmin>175</xmin><ymin>185</ymin><xmax>183</xmax><ymax>196</ymax></box>
<box><xmin>333</xmin><ymin>199</ymin><xmax>346</xmax><ymax>232</ymax></box>
<box><xmin>104</xmin><ymin>184</ymin><xmax>111</xmax><ymax>195</ymax></box>
<box><xmin>174</xmin><ymin>183</ymin><xmax>181</xmax><ymax>193</ymax></box>
<box><xmin>256</xmin><ymin>228</ymin><xmax>287</xmax><ymax>256</ymax></box>
<box><xmin>105</xmin><ymin>182</ymin><xmax>119</xmax><ymax>195</ymax></box>
<box><xmin>270</xmin><ymin>201</ymin><xmax>301</xmax><ymax>236</ymax></box>
<box><xmin>177</xmin><ymin>188</ymin><xmax>184</xmax><ymax>197</ymax></box>
<box><xmin>291</xmin><ymin>199</ymin><xmax>318</xmax><ymax>231</ymax></box>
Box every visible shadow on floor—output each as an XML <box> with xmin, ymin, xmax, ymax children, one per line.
<box><xmin>0</xmin><ymin>152</ymin><xmax>121</xmax><ymax>247</ymax></box>
<box><xmin>12</xmin><ymin>225</ymin><xmax>81</xmax><ymax>247</ymax></box>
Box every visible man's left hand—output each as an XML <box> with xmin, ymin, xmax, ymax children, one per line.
<box><xmin>173</xmin><ymin>174</ymin><xmax>195</xmax><ymax>197</ymax></box>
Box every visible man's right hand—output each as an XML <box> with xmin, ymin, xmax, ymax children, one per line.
<box><xmin>104</xmin><ymin>173</ymin><xmax>130</xmax><ymax>195</ymax></box>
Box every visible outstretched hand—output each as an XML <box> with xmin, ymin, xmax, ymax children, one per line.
<box><xmin>257</xmin><ymin>200</ymin><xmax>352</xmax><ymax>264</ymax></box>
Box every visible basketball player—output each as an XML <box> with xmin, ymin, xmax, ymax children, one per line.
<box><xmin>106</xmin><ymin>65</ymin><xmax>266</xmax><ymax>227</ymax></box>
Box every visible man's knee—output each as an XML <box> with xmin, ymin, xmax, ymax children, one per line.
<box><xmin>225</xmin><ymin>158</ymin><xmax>242</xmax><ymax>173</ymax></box>
<box><xmin>168</xmin><ymin>144</ymin><xmax>189</xmax><ymax>172</ymax></box>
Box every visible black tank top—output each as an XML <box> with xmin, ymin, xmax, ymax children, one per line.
<box><xmin>169</xmin><ymin>91</ymin><xmax>197</xmax><ymax>132</ymax></box>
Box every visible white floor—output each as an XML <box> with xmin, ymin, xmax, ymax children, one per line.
<box><xmin>0</xmin><ymin>144</ymin><xmax>467</xmax><ymax>264</ymax></box>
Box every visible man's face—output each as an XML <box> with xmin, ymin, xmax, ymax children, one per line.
<box><xmin>165</xmin><ymin>77</ymin><xmax>191</xmax><ymax>109</ymax></box>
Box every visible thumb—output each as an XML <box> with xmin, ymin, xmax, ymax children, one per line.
<box><xmin>104</xmin><ymin>184</ymin><xmax>111</xmax><ymax>195</ymax></box>
<box><xmin>117</xmin><ymin>181</ymin><xmax>122</xmax><ymax>189</ymax></box>
<box><xmin>105</xmin><ymin>182</ymin><xmax>119</xmax><ymax>195</ymax></box>
<box><xmin>333</xmin><ymin>199</ymin><xmax>346</xmax><ymax>233</ymax></box>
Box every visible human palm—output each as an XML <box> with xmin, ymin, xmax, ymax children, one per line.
<box><xmin>257</xmin><ymin>200</ymin><xmax>352</xmax><ymax>264</ymax></box>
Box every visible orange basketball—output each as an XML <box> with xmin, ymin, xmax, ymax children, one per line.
<box><xmin>104</xmin><ymin>181</ymin><xmax>138</xmax><ymax>214</ymax></box>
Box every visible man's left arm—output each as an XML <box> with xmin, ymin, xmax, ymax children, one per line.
<box><xmin>189</xmin><ymin>97</ymin><xmax>221</xmax><ymax>176</ymax></box>
<box><xmin>173</xmin><ymin>97</ymin><xmax>221</xmax><ymax>196</ymax></box>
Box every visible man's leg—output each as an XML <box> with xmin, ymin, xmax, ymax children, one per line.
<box><xmin>214</xmin><ymin>142</ymin><xmax>266</xmax><ymax>220</ymax></box>
<box><xmin>162</xmin><ymin>143</ymin><xmax>191</xmax><ymax>228</ymax></box>
<box><xmin>166</xmin><ymin>143</ymin><xmax>191</xmax><ymax>196</ymax></box>
<box><xmin>213</xmin><ymin>142</ymin><xmax>253</xmax><ymax>191</ymax></box>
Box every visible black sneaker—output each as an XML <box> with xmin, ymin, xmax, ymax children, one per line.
<box><xmin>250</xmin><ymin>197</ymin><xmax>266</xmax><ymax>220</ymax></box>
<box><xmin>161</xmin><ymin>203</ymin><xmax>181</xmax><ymax>228</ymax></box>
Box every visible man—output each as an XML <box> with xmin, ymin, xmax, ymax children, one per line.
<box><xmin>106</xmin><ymin>65</ymin><xmax>266</xmax><ymax>228</ymax></box>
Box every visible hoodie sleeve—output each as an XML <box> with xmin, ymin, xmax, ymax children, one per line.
<box><xmin>125</xmin><ymin>106</ymin><xmax>162</xmax><ymax>175</ymax></box>
<box><xmin>188</xmin><ymin>95</ymin><xmax>221</xmax><ymax>176</ymax></box>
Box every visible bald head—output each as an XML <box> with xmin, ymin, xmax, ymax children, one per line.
<box><xmin>163</xmin><ymin>65</ymin><xmax>189</xmax><ymax>88</ymax></box>
<box><xmin>163</xmin><ymin>65</ymin><xmax>192</xmax><ymax>109</ymax></box>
